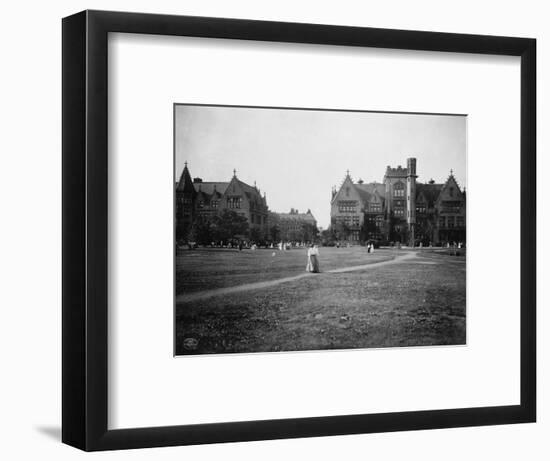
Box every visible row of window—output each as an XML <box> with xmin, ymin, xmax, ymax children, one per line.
<box><xmin>439</xmin><ymin>216</ymin><xmax>465</xmax><ymax>228</ymax></box>
<box><xmin>337</xmin><ymin>216</ymin><xmax>361</xmax><ymax>226</ymax></box>
<box><xmin>339</xmin><ymin>201</ymin><xmax>383</xmax><ymax>213</ymax></box>
<box><xmin>441</xmin><ymin>206</ymin><xmax>462</xmax><ymax>214</ymax></box>
<box><xmin>181</xmin><ymin>197</ymin><xmax>268</xmax><ymax>219</ymax></box>
<box><xmin>393</xmin><ymin>182</ymin><xmax>405</xmax><ymax>197</ymax></box>
<box><xmin>338</xmin><ymin>200</ymin><xmax>357</xmax><ymax>213</ymax></box>
<box><xmin>366</xmin><ymin>215</ymin><xmax>384</xmax><ymax>228</ymax></box>
<box><xmin>226</xmin><ymin>197</ymin><xmax>243</xmax><ymax>209</ymax></box>
<box><xmin>335</xmin><ymin>214</ymin><xmax>464</xmax><ymax>229</ymax></box>
<box><xmin>339</xmin><ymin>199</ymin><xmax>460</xmax><ymax>215</ymax></box>
<box><xmin>197</xmin><ymin>199</ymin><xmax>219</xmax><ymax>209</ymax></box>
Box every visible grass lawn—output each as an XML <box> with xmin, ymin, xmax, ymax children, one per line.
<box><xmin>176</xmin><ymin>246</ymin><xmax>394</xmax><ymax>294</ymax></box>
<box><xmin>175</xmin><ymin>248</ymin><xmax>466</xmax><ymax>355</ymax></box>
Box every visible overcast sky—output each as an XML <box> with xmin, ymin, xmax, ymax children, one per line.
<box><xmin>175</xmin><ymin>105</ymin><xmax>466</xmax><ymax>228</ymax></box>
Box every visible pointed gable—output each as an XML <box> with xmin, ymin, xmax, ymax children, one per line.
<box><xmin>176</xmin><ymin>164</ymin><xmax>196</xmax><ymax>194</ymax></box>
<box><xmin>221</xmin><ymin>174</ymin><xmax>266</xmax><ymax>211</ymax></box>
<box><xmin>332</xmin><ymin>175</ymin><xmax>364</xmax><ymax>205</ymax></box>
<box><xmin>224</xmin><ymin>176</ymin><xmax>244</xmax><ymax>197</ymax></box>
<box><xmin>437</xmin><ymin>174</ymin><xmax>464</xmax><ymax>203</ymax></box>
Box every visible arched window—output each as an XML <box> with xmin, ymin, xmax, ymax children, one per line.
<box><xmin>393</xmin><ymin>181</ymin><xmax>405</xmax><ymax>197</ymax></box>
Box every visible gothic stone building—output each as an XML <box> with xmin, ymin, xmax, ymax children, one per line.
<box><xmin>268</xmin><ymin>208</ymin><xmax>318</xmax><ymax>242</ymax></box>
<box><xmin>330</xmin><ymin>158</ymin><xmax>466</xmax><ymax>245</ymax></box>
<box><xmin>176</xmin><ymin>163</ymin><xmax>269</xmax><ymax>242</ymax></box>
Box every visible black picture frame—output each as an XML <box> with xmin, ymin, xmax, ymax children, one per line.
<box><xmin>62</xmin><ymin>10</ymin><xmax>536</xmax><ymax>451</ymax></box>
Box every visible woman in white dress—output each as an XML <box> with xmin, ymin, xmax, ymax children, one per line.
<box><xmin>306</xmin><ymin>244</ymin><xmax>320</xmax><ymax>273</ymax></box>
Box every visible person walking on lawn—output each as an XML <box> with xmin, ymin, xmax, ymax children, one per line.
<box><xmin>306</xmin><ymin>244</ymin><xmax>320</xmax><ymax>273</ymax></box>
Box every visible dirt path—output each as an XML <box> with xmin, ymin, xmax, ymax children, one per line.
<box><xmin>176</xmin><ymin>251</ymin><xmax>419</xmax><ymax>304</ymax></box>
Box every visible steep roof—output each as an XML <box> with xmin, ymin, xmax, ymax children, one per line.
<box><xmin>193</xmin><ymin>182</ymin><xmax>228</xmax><ymax>196</ymax></box>
<box><xmin>439</xmin><ymin>173</ymin><xmax>464</xmax><ymax>200</ymax></box>
<box><xmin>236</xmin><ymin>179</ymin><xmax>266</xmax><ymax>205</ymax></box>
<box><xmin>176</xmin><ymin>165</ymin><xmax>196</xmax><ymax>193</ymax></box>
<box><xmin>416</xmin><ymin>183</ymin><xmax>444</xmax><ymax>205</ymax></box>
<box><xmin>354</xmin><ymin>182</ymin><xmax>386</xmax><ymax>203</ymax></box>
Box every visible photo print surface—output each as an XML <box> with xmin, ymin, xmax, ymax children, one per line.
<box><xmin>174</xmin><ymin>104</ymin><xmax>467</xmax><ymax>356</ymax></box>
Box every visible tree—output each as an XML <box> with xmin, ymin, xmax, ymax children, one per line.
<box><xmin>269</xmin><ymin>224</ymin><xmax>281</xmax><ymax>242</ymax></box>
<box><xmin>332</xmin><ymin>220</ymin><xmax>351</xmax><ymax>241</ymax></box>
<box><xmin>415</xmin><ymin>217</ymin><xmax>435</xmax><ymax>246</ymax></box>
<box><xmin>186</xmin><ymin>223</ymin><xmax>197</xmax><ymax>243</ymax></box>
<box><xmin>301</xmin><ymin>222</ymin><xmax>319</xmax><ymax>243</ymax></box>
<box><xmin>210</xmin><ymin>210</ymin><xmax>249</xmax><ymax>243</ymax></box>
<box><xmin>250</xmin><ymin>227</ymin><xmax>262</xmax><ymax>243</ymax></box>
<box><xmin>189</xmin><ymin>214</ymin><xmax>214</xmax><ymax>245</ymax></box>
<box><xmin>320</xmin><ymin>227</ymin><xmax>337</xmax><ymax>246</ymax></box>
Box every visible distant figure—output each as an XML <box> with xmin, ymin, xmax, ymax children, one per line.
<box><xmin>367</xmin><ymin>243</ymin><xmax>371</xmax><ymax>253</ymax></box>
<box><xmin>238</xmin><ymin>241</ymin><xmax>243</xmax><ymax>251</ymax></box>
<box><xmin>370</xmin><ymin>243</ymin><xmax>375</xmax><ymax>253</ymax></box>
<box><xmin>306</xmin><ymin>244</ymin><xmax>320</xmax><ymax>273</ymax></box>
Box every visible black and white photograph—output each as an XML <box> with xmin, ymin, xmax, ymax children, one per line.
<box><xmin>174</xmin><ymin>104</ymin><xmax>467</xmax><ymax>356</ymax></box>
<box><xmin>2</xmin><ymin>1</ymin><xmax>539</xmax><ymax>457</ymax></box>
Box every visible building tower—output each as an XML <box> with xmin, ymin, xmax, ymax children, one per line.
<box><xmin>175</xmin><ymin>162</ymin><xmax>197</xmax><ymax>241</ymax></box>
<box><xmin>406</xmin><ymin>157</ymin><xmax>417</xmax><ymax>245</ymax></box>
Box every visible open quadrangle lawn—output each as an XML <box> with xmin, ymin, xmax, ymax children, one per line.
<box><xmin>175</xmin><ymin>247</ymin><xmax>466</xmax><ymax>355</ymax></box>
